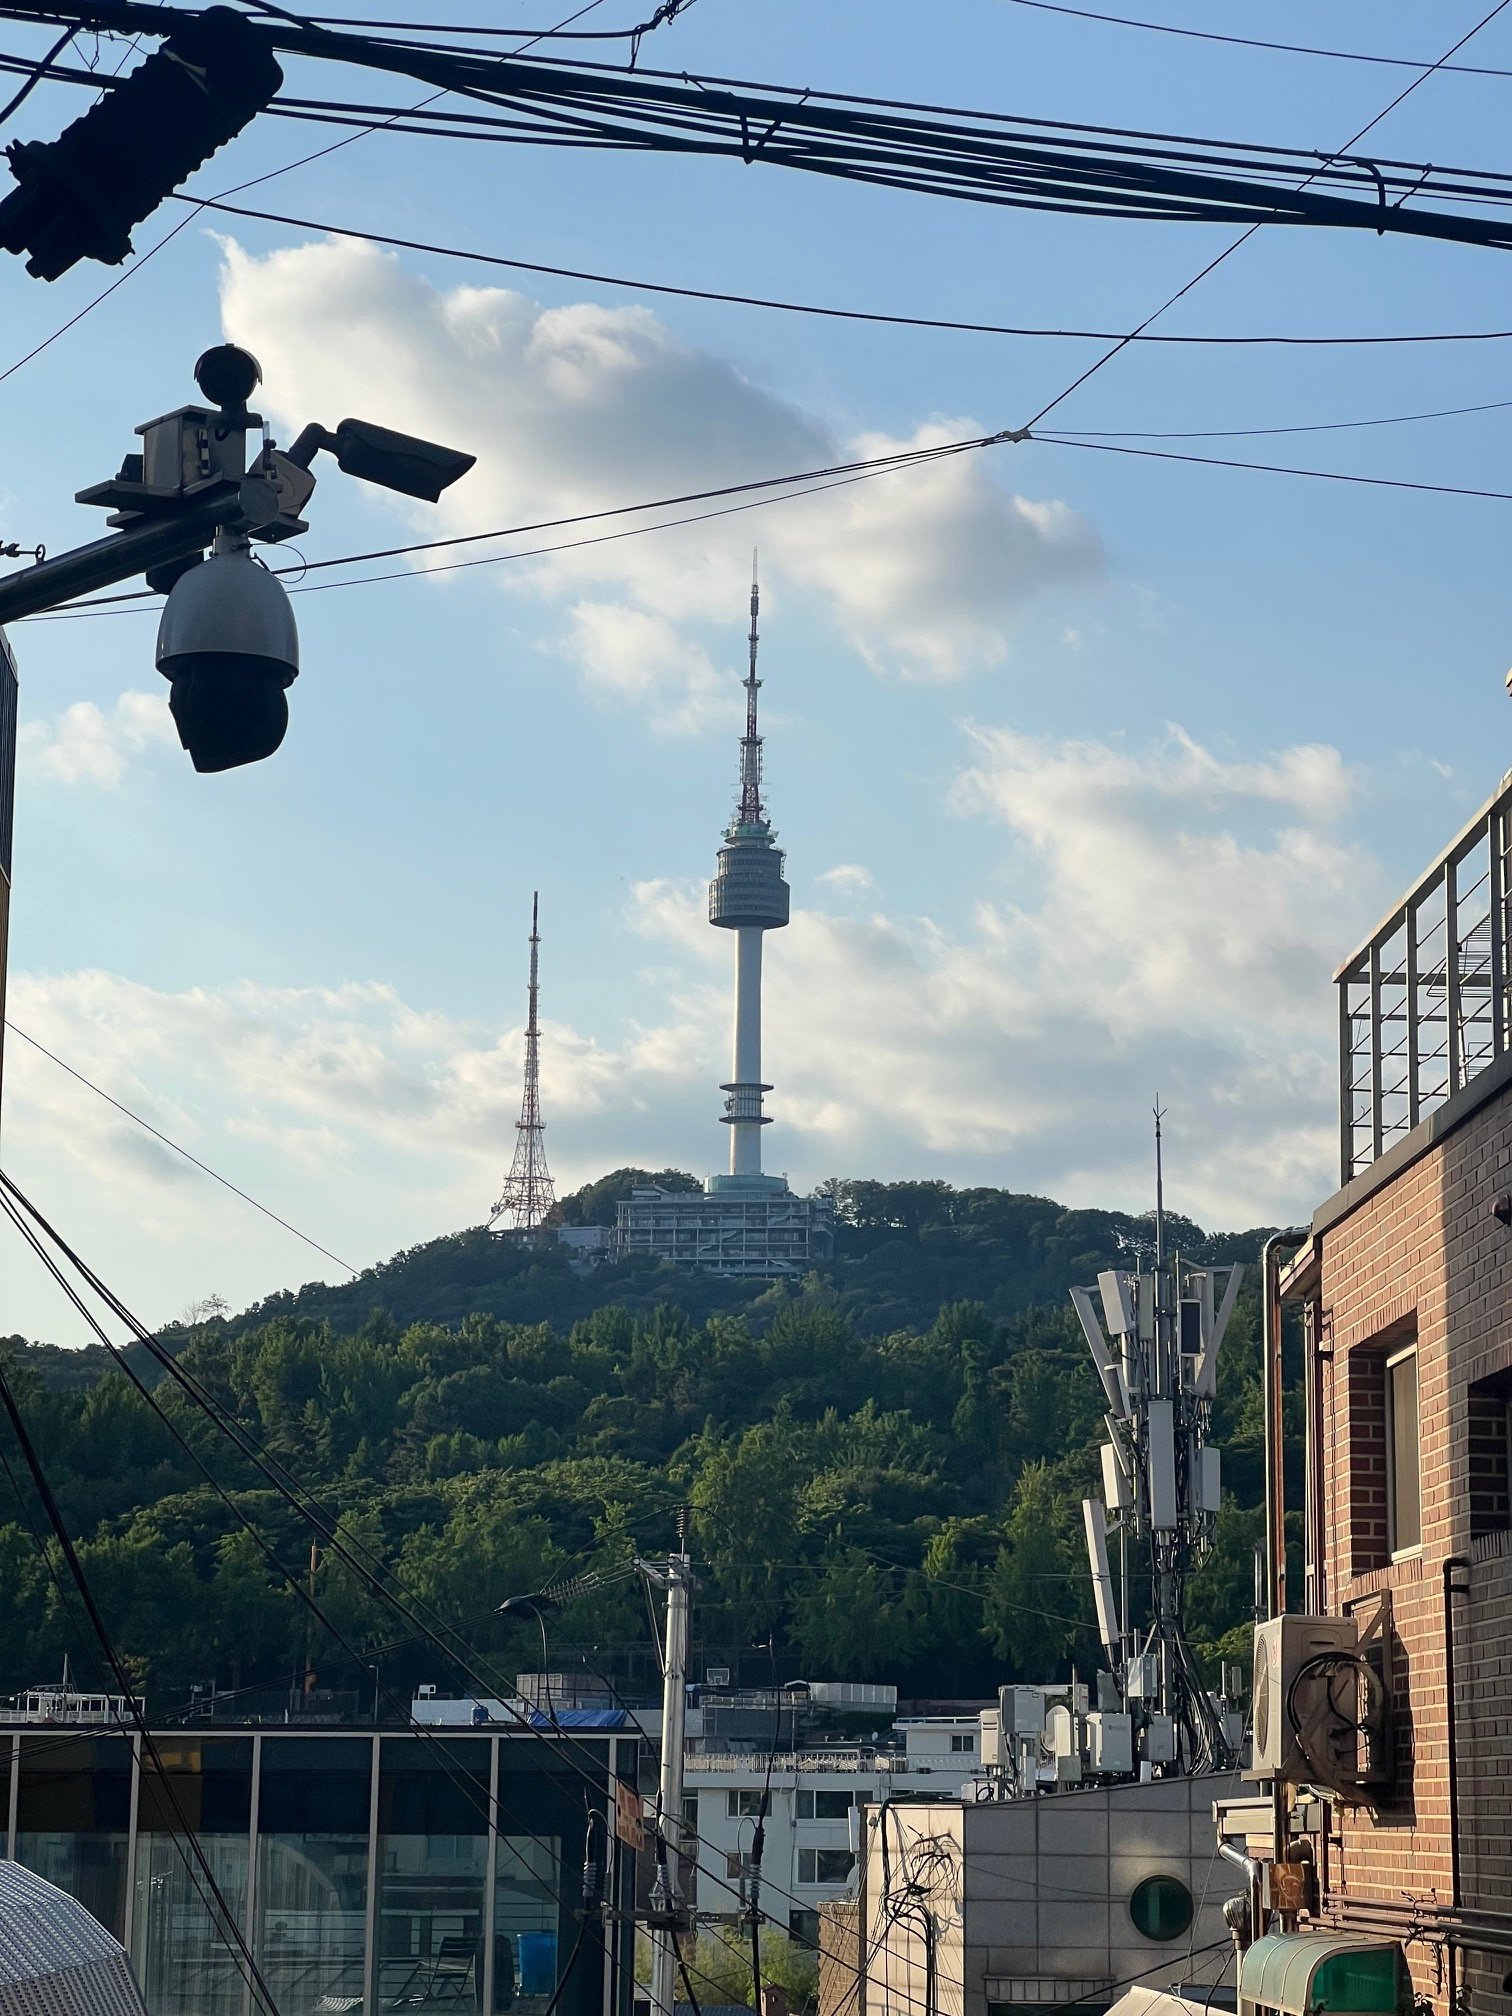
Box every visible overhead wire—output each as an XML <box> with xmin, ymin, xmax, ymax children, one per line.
<box><xmin>0</xmin><ymin>21</ymin><xmax>74</xmax><ymax>127</ymax></box>
<box><xmin>12</xmin><ymin>14</ymin><xmax>1512</xmax><ymax>246</ymax></box>
<box><xmin>0</xmin><ymin>1171</ymin><xmax>931</xmax><ymax>1989</ymax></box>
<box><xmin>181</xmin><ymin>190</ymin><xmax>1512</xmax><ymax>348</ymax></box>
<box><xmin>0</xmin><ymin>1180</ymin><xmax>607</xmax><ymax>1958</ymax></box>
<box><xmin>0</xmin><ymin>0</ymin><xmax>620</xmax><ymax>389</ymax></box>
<box><xmin>0</xmin><ymin>1344</ymin><xmax>285</xmax><ymax>2016</ymax></box>
<box><xmin>996</xmin><ymin>0</ymin><xmax>1512</xmax><ymax>82</ymax></box>
<box><xmin>4</xmin><ymin>1019</ymin><xmax>359</xmax><ymax>1274</ymax></box>
<box><xmin>1021</xmin><ymin>0</ymin><xmax>1512</xmax><ymax>430</ymax></box>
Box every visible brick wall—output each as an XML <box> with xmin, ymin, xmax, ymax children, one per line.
<box><xmin>1313</xmin><ymin>1079</ymin><xmax>1512</xmax><ymax>2016</ymax></box>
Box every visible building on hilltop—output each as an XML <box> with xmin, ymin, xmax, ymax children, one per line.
<box><xmin>615</xmin><ymin>564</ymin><xmax>833</xmax><ymax>1278</ymax></box>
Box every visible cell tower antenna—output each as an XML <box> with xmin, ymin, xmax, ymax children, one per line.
<box><xmin>738</xmin><ymin>550</ymin><xmax>764</xmax><ymax>828</ymax></box>
<box><xmin>489</xmin><ymin>891</ymin><xmax>557</xmax><ymax>1236</ymax></box>
<box><xmin>1153</xmin><ymin>1098</ymin><xmax>1166</xmax><ymax>1265</ymax></box>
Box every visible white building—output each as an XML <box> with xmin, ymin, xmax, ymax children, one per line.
<box><xmin>687</xmin><ymin>1717</ymin><xmax>982</xmax><ymax>1942</ymax></box>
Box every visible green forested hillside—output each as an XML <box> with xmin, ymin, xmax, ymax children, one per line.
<box><xmin>1</xmin><ymin>1177</ymin><xmax>1288</xmax><ymax>1714</ymax></box>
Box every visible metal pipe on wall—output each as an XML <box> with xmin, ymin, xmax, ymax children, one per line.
<box><xmin>1261</xmin><ymin>1230</ymin><xmax>1308</xmax><ymax>1624</ymax></box>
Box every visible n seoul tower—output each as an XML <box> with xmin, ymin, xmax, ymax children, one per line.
<box><xmin>708</xmin><ymin>559</ymin><xmax>790</xmax><ymax>1184</ymax></box>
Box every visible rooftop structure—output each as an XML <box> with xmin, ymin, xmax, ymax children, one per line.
<box><xmin>615</xmin><ymin>566</ymin><xmax>833</xmax><ymax>1277</ymax></box>
<box><xmin>490</xmin><ymin>890</ymin><xmax>556</xmax><ymax>1236</ymax></box>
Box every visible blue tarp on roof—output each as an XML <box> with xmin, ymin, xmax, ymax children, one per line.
<box><xmin>527</xmin><ymin>1707</ymin><xmax>635</xmax><ymax>1729</ymax></box>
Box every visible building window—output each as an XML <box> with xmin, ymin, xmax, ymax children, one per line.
<box><xmin>949</xmin><ymin>1733</ymin><xmax>975</xmax><ymax>1754</ymax></box>
<box><xmin>789</xmin><ymin>1909</ymin><xmax>821</xmax><ymax>1950</ymax></box>
<box><xmin>1128</xmin><ymin>1874</ymin><xmax>1194</xmax><ymax>1942</ymax></box>
<box><xmin>795</xmin><ymin>1790</ymin><xmax>853</xmax><ymax>1821</ymax></box>
<box><xmin>726</xmin><ymin>1789</ymin><xmax>765</xmax><ymax>1819</ymax></box>
<box><xmin>797</xmin><ymin>1849</ymin><xmax>855</xmax><ymax>1887</ymax></box>
<box><xmin>1468</xmin><ymin>1367</ymin><xmax>1512</xmax><ymax>1538</ymax></box>
<box><xmin>1386</xmin><ymin>1345</ymin><xmax>1422</xmax><ymax>1556</ymax></box>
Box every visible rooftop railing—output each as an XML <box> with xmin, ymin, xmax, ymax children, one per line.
<box><xmin>1337</xmin><ymin>772</ymin><xmax>1512</xmax><ymax>1183</ymax></box>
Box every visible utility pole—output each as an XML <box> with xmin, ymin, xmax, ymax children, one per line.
<box><xmin>639</xmin><ymin>1517</ymin><xmax>694</xmax><ymax>2016</ymax></box>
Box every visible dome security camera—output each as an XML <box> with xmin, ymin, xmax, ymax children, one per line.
<box><xmin>155</xmin><ymin>533</ymin><xmax>298</xmax><ymax>772</ymax></box>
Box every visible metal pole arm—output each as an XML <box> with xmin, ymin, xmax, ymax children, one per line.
<box><xmin>0</xmin><ymin>477</ymin><xmax>279</xmax><ymax>624</ymax></box>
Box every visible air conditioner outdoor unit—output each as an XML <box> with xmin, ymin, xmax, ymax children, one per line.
<box><xmin>1252</xmin><ymin>1615</ymin><xmax>1359</xmax><ymax>1781</ymax></box>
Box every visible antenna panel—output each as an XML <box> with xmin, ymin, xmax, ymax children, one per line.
<box><xmin>1098</xmin><ymin>1270</ymin><xmax>1136</xmax><ymax>1337</ymax></box>
<box><xmin>1101</xmin><ymin>1438</ymin><xmax>1132</xmax><ymax>1511</ymax></box>
<box><xmin>1148</xmin><ymin>1399</ymin><xmax>1177</xmax><ymax>1528</ymax></box>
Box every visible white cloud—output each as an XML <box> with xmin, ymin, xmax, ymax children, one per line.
<box><xmin>818</xmin><ymin>863</ymin><xmax>876</xmax><ymax>894</ymax></box>
<box><xmin>216</xmin><ymin>236</ymin><xmax>1100</xmax><ymax>692</ymax></box>
<box><xmin>4</xmin><ymin>718</ymin><xmax>1387</xmax><ymax>1339</ymax></box>
<box><xmin>560</xmin><ymin>602</ymin><xmax>727</xmax><ymax>734</ymax></box>
<box><xmin>19</xmin><ymin>691</ymin><xmax>175</xmax><ymax>786</ymax></box>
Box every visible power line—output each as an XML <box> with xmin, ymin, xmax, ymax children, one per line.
<box><xmin>184</xmin><ymin>190</ymin><xmax>1512</xmax><ymax>349</ymax></box>
<box><xmin>0</xmin><ymin>0</ymin><xmax>603</xmax><ymax>389</ymax></box>
<box><xmin>1056</xmin><ymin>393</ymin><xmax>1512</xmax><ymax>441</ymax></box>
<box><xmin>0</xmin><ymin>21</ymin><xmax>75</xmax><ymax>128</ymax></box>
<box><xmin>3</xmin><ymin>1018</ymin><xmax>359</xmax><ymax>1274</ymax></box>
<box><xmin>15</xmin><ymin>12</ymin><xmax>1512</xmax><ymax>249</ymax></box>
<box><xmin>1022</xmin><ymin>0</ymin><xmax>1512</xmax><ymax>430</ymax></box>
<box><xmin>0</xmin><ymin>1344</ymin><xmax>285</xmax><ymax>2016</ymax></box>
<box><xmin>997</xmin><ymin>0</ymin><xmax>1512</xmax><ymax>82</ymax></box>
<box><xmin>16</xmin><ymin>432</ymin><xmax>1011</xmax><ymax>620</ymax></box>
<box><xmin>1036</xmin><ymin>430</ymin><xmax>1512</xmax><ymax>500</ymax></box>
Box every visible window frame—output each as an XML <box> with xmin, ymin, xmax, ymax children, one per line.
<box><xmin>1384</xmin><ymin>1342</ymin><xmax>1422</xmax><ymax>1559</ymax></box>
<box><xmin>726</xmin><ymin>1788</ymin><xmax>764</xmax><ymax>1820</ymax></box>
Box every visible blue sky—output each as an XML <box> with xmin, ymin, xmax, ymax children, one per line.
<box><xmin>5</xmin><ymin>0</ymin><xmax>1512</xmax><ymax>1339</ymax></box>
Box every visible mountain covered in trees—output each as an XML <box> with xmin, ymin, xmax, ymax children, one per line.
<box><xmin>0</xmin><ymin>1176</ymin><xmax>1289</xmax><ymax>1713</ymax></box>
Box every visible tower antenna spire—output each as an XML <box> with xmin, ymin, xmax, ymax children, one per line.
<box><xmin>490</xmin><ymin>891</ymin><xmax>557</xmax><ymax>1236</ymax></box>
<box><xmin>738</xmin><ymin>550</ymin><xmax>764</xmax><ymax>828</ymax></box>
<box><xmin>1153</xmin><ymin>1097</ymin><xmax>1166</xmax><ymax>1264</ymax></box>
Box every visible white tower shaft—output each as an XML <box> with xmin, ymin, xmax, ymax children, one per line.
<box><xmin>731</xmin><ymin>926</ymin><xmax>764</xmax><ymax>1175</ymax></box>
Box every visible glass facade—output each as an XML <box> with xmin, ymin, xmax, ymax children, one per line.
<box><xmin>133</xmin><ymin>1739</ymin><xmax>253</xmax><ymax>2016</ymax></box>
<box><xmin>257</xmin><ymin>1738</ymin><xmax>371</xmax><ymax>2015</ymax></box>
<box><xmin>0</xmin><ymin>1726</ymin><xmax>632</xmax><ymax>2016</ymax></box>
<box><xmin>14</xmin><ymin>1733</ymin><xmax>132</xmax><ymax>1938</ymax></box>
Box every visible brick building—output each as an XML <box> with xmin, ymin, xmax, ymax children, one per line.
<box><xmin>1280</xmin><ymin>771</ymin><xmax>1512</xmax><ymax>2015</ymax></box>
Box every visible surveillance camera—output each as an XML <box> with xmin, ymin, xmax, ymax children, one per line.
<box><xmin>194</xmin><ymin>344</ymin><xmax>262</xmax><ymax>412</ymax></box>
<box><xmin>155</xmin><ymin>536</ymin><xmax>298</xmax><ymax>772</ymax></box>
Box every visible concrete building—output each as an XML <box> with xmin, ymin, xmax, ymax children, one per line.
<box><xmin>845</xmin><ymin>1775</ymin><xmax>1240</xmax><ymax>2016</ymax></box>
<box><xmin>688</xmin><ymin>1715</ymin><xmax>982</xmax><ymax>1943</ymax></box>
<box><xmin>1270</xmin><ymin>768</ymin><xmax>1512</xmax><ymax>2016</ymax></box>
<box><xmin>614</xmin><ymin>571</ymin><xmax>833</xmax><ymax>1278</ymax></box>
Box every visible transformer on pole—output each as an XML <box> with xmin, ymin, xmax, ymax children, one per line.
<box><xmin>1070</xmin><ymin>1141</ymin><xmax>1243</xmax><ymax>1771</ymax></box>
<box><xmin>490</xmin><ymin>892</ymin><xmax>557</xmax><ymax>1235</ymax></box>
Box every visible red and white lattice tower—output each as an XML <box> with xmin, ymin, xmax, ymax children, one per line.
<box><xmin>489</xmin><ymin>892</ymin><xmax>557</xmax><ymax>1234</ymax></box>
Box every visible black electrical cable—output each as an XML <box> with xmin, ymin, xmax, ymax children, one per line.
<box><xmin>0</xmin><ymin>1184</ymin><xmax>605</xmax><ymax>1945</ymax></box>
<box><xmin>17</xmin><ymin>430</ymin><xmax>1007</xmax><ymax>615</ymax></box>
<box><xmin>0</xmin><ymin>1171</ymin><xmax>899</xmax><ymax>1979</ymax></box>
<box><xmin>1021</xmin><ymin>0</ymin><xmax>1512</xmax><ymax>431</ymax></box>
<box><xmin>4</xmin><ymin>1019</ymin><xmax>359</xmax><ymax>1274</ymax></box>
<box><xmin>184</xmin><ymin>190</ymin><xmax>1512</xmax><ymax>351</ymax></box>
<box><xmin>13</xmin><ymin>10</ymin><xmax>1512</xmax><ymax>248</ymax></box>
<box><xmin>0</xmin><ymin>21</ymin><xmax>75</xmax><ymax>126</ymax></box>
<box><xmin>1056</xmin><ymin>394</ymin><xmax>1512</xmax><ymax>441</ymax></box>
<box><xmin>0</xmin><ymin>1349</ymin><xmax>285</xmax><ymax>2016</ymax></box>
<box><xmin>997</xmin><ymin>0</ymin><xmax>1512</xmax><ymax>82</ymax></box>
<box><xmin>1036</xmin><ymin>429</ymin><xmax>1512</xmax><ymax>500</ymax></box>
<box><xmin>0</xmin><ymin>0</ymin><xmax>599</xmax><ymax>389</ymax></box>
